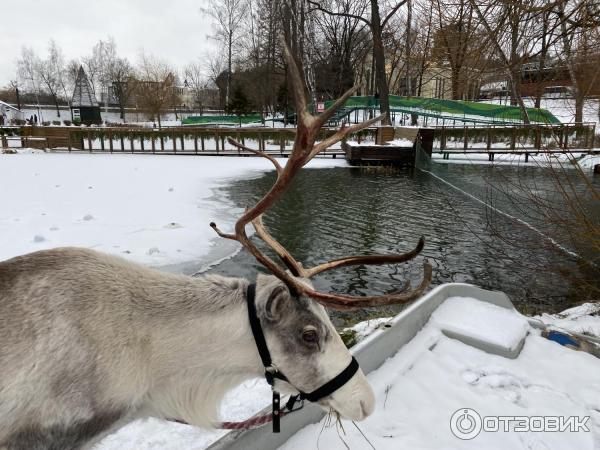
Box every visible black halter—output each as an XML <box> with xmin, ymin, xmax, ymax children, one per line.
<box><xmin>246</xmin><ymin>283</ymin><xmax>360</xmax><ymax>432</ymax></box>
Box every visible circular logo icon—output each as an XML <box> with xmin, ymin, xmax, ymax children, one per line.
<box><xmin>450</xmin><ymin>408</ymin><xmax>482</xmax><ymax>440</ymax></box>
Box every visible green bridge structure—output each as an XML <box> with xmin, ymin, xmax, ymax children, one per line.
<box><xmin>321</xmin><ymin>95</ymin><xmax>561</xmax><ymax>126</ymax></box>
<box><xmin>182</xmin><ymin>95</ymin><xmax>560</xmax><ymax>127</ymax></box>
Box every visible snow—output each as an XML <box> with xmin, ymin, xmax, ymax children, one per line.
<box><xmin>0</xmin><ymin>153</ymin><xmax>347</xmax><ymax>267</ymax></box>
<box><xmin>579</xmin><ymin>155</ymin><xmax>600</xmax><ymax>170</ymax></box>
<box><xmin>96</xmin><ymin>378</ymin><xmax>272</xmax><ymax>450</ymax></box>
<box><xmin>482</xmin><ymin>97</ymin><xmax>600</xmax><ymax>128</ymax></box>
<box><xmin>281</xmin><ymin>298</ymin><xmax>600</xmax><ymax>450</ymax></box>
<box><xmin>431</xmin><ymin>296</ymin><xmax>530</xmax><ymax>352</ymax></box>
<box><xmin>345</xmin><ymin>317</ymin><xmax>393</xmax><ymax>343</ymax></box>
<box><xmin>533</xmin><ymin>303</ymin><xmax>600</xmax><ymax>338</ymax></box>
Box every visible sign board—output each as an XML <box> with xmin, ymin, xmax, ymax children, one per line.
<box><xmin>316</xmin><ymin>102</ymin><xmax>325</xmax><ymax>112</ymax></box>
<box><xmin>72</xmin><ymin>109</ymin><xmax>81</xmax><ymax>120</ymax></box>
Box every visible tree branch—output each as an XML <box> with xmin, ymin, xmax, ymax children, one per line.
<box><xmin>307</xmin><ymin>0</ymin><xmax>372</xmax><ymax>27</ymax></box>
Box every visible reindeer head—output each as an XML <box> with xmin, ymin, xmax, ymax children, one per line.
<box><xmin>210</xmin><ymin>43</ymin><xmax>431</xmax><ymax>421</ymax></box>
<box><xmin>254</xmin><ymin>274</ymin><xmax>374</xmax><ymax>420</ymax></box>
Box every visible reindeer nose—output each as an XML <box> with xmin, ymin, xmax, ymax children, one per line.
<box><xmin>360</xmin><ymin>399</ymin><xmax>374</xmax><ymax>418</ymax></box>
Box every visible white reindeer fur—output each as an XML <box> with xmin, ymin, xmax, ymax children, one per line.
<box><xmin>0</xmin><ymin>247</ymin><xmax>374</xmax><ymax>449</ymax></box>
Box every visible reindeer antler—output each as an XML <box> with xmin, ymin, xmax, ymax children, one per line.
<box><xmin>210</xmin><ymin>43</ymin><xmax>432</xmax><ymax>310</ymax></box>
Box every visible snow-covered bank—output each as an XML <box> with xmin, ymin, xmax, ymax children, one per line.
<box><xmin>0</xmin><ymin>153</ymin><xmax>347</xmax><ymax>266</ymax></box>
<box><xmin>281</xmin><ymin>299</ymin><xmax>600</xmax><ymax>450</ymax></box>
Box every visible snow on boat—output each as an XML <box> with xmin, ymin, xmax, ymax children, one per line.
<box><xmin>208</xmin><ymin>283</ymin><xmax>600</xmax><ymax>450</ymax></box>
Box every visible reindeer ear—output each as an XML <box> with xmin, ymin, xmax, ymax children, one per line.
<box><xmin>264</xmin><ymin>285</ymin><xmax>291</xmax><ymax>322</ymax></box>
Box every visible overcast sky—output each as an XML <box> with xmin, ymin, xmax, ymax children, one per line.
<box><xmin>0</xmin><ymin>0</ymin><xmax>217</xmax><ymax>86</ymax></box>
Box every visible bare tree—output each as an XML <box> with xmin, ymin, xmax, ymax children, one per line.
<box><xmin>308</xmin><ymin>0</ymin><xmax>409</xmax><ymax>125</ymax></box>
<box><xmin>17</xmin><ymin>47</ymin><xmax>42</xmax><ymax>119</ymax></box>
<box><xmin>35</xmin><ymin>40</ymin><xmax>69</xmax><ymax>117</ymax></box>
<box><xmin>184</xmin><ymin>61</ymin><xmax>211</xmax><ymax>113</ymax></box>
<box><xmin>135</xmin><ymin>53</ymin><xmax>179</xmax><ymax>128</ymax></box>
<box><xmin>201</xmin><ymin>0</ymin><xmax>248</xmax><ymax>105</ymax></box>
<box><xmin>82</xmin><ymin>38</ymin><xmax>118</xmax><ymax>106</ymax></box>
<box><xmin>111</xmin><ymin>57</ymin><xmax>136</xmax><ymax>121</ymax></box>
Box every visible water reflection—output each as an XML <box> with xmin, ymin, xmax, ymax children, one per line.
<box><xmin>202</xmin><ymin>164</ymin><xmax>598</xmax><ymax>322</ymax></box>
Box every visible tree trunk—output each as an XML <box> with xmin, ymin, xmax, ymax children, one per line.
<box><xmin>370</xmin><ymin>0</ymin><xmax>391</xmax><ymax>125</ymax></box>
<box><xmin>227</xmin><ymin>30</ymin><xmax>233</xmax><ymax>105</ymax></box>
<box><xmin>405</xmin><ymin>0</ymin><xmax>412</xmax><ymax>97</ymax></box>
<box><xmin>54</xmin><ymin>95</ymin><xmax>61</xmax><ymax>118</ymax></box>
<box><xmin>534</xmin><ymin>13</ymin><xmax>549</xmax><ymax>109</ymax></box>
<box><xmin>15</xmin><ymin>87</ymin><xmax>21</xmax><ymax>111</ymax></box>
<box><xmin>558</xmin><ymin>5</ymin><xmax>583</xmax><ymax>123</ymax></box>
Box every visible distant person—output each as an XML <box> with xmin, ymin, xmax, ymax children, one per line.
<box><xmin>34</xmin><ymin>114</ymin><xmax>38</xmax><ymax>124</ymax></box>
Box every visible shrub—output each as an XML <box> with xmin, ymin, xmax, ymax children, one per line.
<box><xmin>52</xmin><ymin>121</ymin><xmax>61</xmax><ymax>126</ymax></box>
<box><xmin>73</xmin><ymin>118</ymin><xmax>81</xmax><ymax>126</ymax></box>
<box><xmin>63</xmin><ymin>120</ymin><xmax>72</xmax><ymax>126</ymax></box>
<box><xmin>41</xmin><ymin>121</ymin><xmax>50</xmax><ymax>126</ymax></box>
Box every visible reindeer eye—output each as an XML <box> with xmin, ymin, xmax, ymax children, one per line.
<box><xmin>302</xmin><ymin>329</ymin><xmax>319</xmax><ymax>344</ymax></box>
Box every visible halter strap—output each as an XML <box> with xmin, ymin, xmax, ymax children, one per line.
<box><xmin>245</xmin><ymin>283</ymin><xmax>360</xmax><ymax>432</ymax></box>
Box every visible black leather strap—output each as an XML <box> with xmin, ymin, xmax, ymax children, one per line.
<box><xmin>246</xmin><ymin>283</ymin><xmax>360</xmax><ymax>422</ymax></box>
<box><xmin>246</xmin><ymin>284</ymin><xmax>288</xmax><ymax>385</ymax></box>
<box><xmin>298</xmin><ymin>356</ymin><xmax>360</xmax><ymax>402</ymax></box>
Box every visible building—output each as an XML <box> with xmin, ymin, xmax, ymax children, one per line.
<box><xmin>71</xmin><ymin>67</ymin><xmax>102</xmax><ymax>125</ymax></box>
<box><xmin>0</xmin><ymin>100</ymin><xmax>23</xmax><ymax>125</ymax></box>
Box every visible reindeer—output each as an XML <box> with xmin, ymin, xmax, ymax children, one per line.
<box><xmin>0</xmin><ymin>45</ymin><xmax>431</xmax><ymax>450</ymax></box>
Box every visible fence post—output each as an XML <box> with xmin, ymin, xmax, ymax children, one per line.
<box><xmin>87</xmin><ymin>130</ymin><xmax>92</xmax><ymax>152</ymax></box>
<box><xmin>535</xmin><ymin>126</ymin><xmax>541</xmax><ymax>150</ymax></box>
<box><xmin>463</xmin><ymin>126</ymin><xmax>468</xmax><ymax>150</ymax></box>
<box><xmin>108</xmin><ymin>130</ymin><xmax>113</xmax><ymax>153</ymax></box>
<box><xmin>151</xmin><ymin>134</ymin><xmax>155</xmax><ymax>153</ymax></box>
<box><xmin>510</xmin><ymin>128</ymin><xmax>516</xmax><ymax>150</ymax></box>
<box><xmin>172</xmin><ymin>131</ymin><xmax>177</xmax><ymax>152</ymax></box>
<box><xmin>194</xmin><ymin>132</ymin><xmax>198</xmax><ymax>153</ymax></box>
<box><xmin>563</xmin><ymin>125</ymin><xmax>569</xmax><ymax>150</ymax></box>
<box><xmin>486</xmin><ymin>128</ymin><xmax>492</xmax><ymax>150</ymax></box>
<box><xmin>590</xmin><ymin>124</ymin><xmax>596</xmax><ymax>151</ymax></box>
<box><xmin>215</xmin><ymin>131</ymin><xmax>219</xmax><ymax>153</ymax></box>
<box><xmin>130</xmin><ymin>132</ymin><xmax>134</xmax><ymax>153</ymax></box>
<box><xmin>440</xmin><ymin>126</ymin><xmax>446</xmax><ymax>150</ymax></box>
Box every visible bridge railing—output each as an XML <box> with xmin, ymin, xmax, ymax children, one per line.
<box><xmin>434</xmin><ymin>123</ymin><xmax>596</xmax><ymax>151</ymax></box>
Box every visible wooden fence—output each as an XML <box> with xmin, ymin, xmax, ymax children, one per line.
<box><xmin>2</xmin><ymin>123</ymin><xmax>597</xmax><ymax>155</ymax></box>
<box><xmin>10</xmin><ymin>126</ymin><xmax>376</xmax><ymax>154</ymax></box>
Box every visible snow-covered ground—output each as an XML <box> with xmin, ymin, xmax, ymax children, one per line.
<box><xmin>281</xmin><ymin>298</ymin><xmax>600</xmax><ymax>450</ymax></box>
<box><xmin>0</xmin><ymin>153</ymin><xmax>346</xmax><ymax>267</ymax></box>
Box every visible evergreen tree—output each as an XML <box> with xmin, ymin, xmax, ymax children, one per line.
<box><xmin>226</xmin><ymin>85</ymin><xmax>251</xmax><ymax>124</ymax></box>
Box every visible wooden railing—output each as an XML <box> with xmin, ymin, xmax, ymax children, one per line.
<box><xmin>10</xmin><ymin>126</ymin><xmax>377</xmax><ymax>154</ymax></box>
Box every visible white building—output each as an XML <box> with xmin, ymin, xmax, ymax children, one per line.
<box><xmin>0</xmin><ymin>100</ymin><xmax>23</xmax><ymax>125</ymax></box>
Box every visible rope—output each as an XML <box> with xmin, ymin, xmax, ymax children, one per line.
<box><xmin>218</xmin><ymin>412</ymin><xmax>280</xmax><ymax>430</ymax></box>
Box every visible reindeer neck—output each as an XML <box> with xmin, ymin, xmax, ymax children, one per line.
<box><xmin>145</xmin><ymin>275</ymin><xmax>264</xmax><ymax>382</ymax></box>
